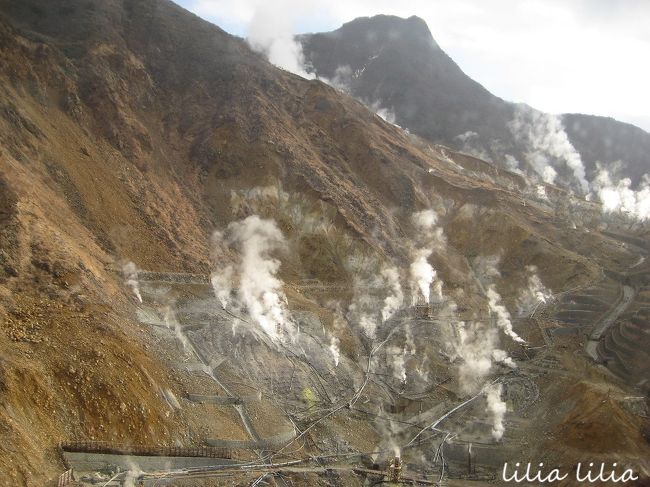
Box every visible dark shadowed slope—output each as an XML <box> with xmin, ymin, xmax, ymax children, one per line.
<box><xmin>301</xmin><ymin>15</ymin><xmax>650</xmax><ymax>188</ymax></box>
<box><xmin>564</xmin><ymin>113</ymin><xmax>650</xmax><ymax>186</ymax></box>
<box><xmin>300</xmin><ymin>15</ymin><xmax>515</xmax><ymax>151</ymax></box>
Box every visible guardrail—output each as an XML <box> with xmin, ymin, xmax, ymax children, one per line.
<box><xmin>60</xmin><ymin>441</ymin><xmax>232</xmax><ymax>459</ymax></box>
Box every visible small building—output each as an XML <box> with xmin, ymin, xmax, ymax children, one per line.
<box><xmin>413</xmin><ymin>296</ymin><xmax>432</xmax><ymax>319</ymax></box>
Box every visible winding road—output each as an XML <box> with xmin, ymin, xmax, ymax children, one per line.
<box><xmin>584</xmin><ymin>284</ymin><xmax>636</xmax><ymax>362</ymax></box>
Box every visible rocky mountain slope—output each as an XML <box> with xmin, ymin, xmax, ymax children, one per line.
<box><xmin>301</xmin><ymin>15</ymin><xmax>650</xmax><ymax>188</ymax></box>
<box><xmin>0</xmin><ymin>1</ymin><xmax>648</xmax><ymax>485</ymax></box>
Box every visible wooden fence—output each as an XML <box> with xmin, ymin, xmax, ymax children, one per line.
<box><xmin>60</xmin><ymin>440</ymin><xmax>232</xmax><ymax>459</ymax></box>
<box><xmin>57</xmin><ymin>469</ymin><xmax>74</xmax><ymax>487</ymax></box>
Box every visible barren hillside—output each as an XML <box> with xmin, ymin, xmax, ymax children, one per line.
<box><xmin>0</xmin><ymin>1</ymin><xmax>648</xmax><ymax>486</ymax></box>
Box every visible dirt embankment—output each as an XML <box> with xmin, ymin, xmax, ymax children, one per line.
<box><xmin>0</xmin><ymin>1</ymin><xmax>647</xmax><ymax>485</ymax></box>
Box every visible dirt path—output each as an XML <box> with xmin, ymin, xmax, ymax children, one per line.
<box><xmin>585</xmin><ymin>284</ymin><xmax>635</xmax><ymax>361</ymax></box>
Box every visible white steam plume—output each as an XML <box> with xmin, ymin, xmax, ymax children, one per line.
<box><xmin>358</xmin><ymin>314</ymin><xmax>378</xmax><ymax>339</ymax></box>
<box><xmin>122</xmin><ymin>261</ymin><xmax>142</xmax><ymax>303</ymax></box>
<box><xmin>368</xmin><ymin>100</ymin><xmax>396</xmax><ymax>124</ymax></box>
<box><xmin>591</xmin><ymin>169</ymin><xmax>650</xmax><ymax>221</ymax></box>
<box><xmin>381</xmin><ymin>266</ymin><xmax>404</xmax><ymax>322</ymax></box>
<box><xmin>456</xmin><ymin>322</ymin><xmax>496</xmax><ymax>392</ymax></box>
<box><xmin>472</xmin><ymin>254</ymin><xmax>502</xmax><ymax>283</ymax></box>
<box><xmin>455</xmin><ymin>131</ymin><xmax>493</xmax><ymax>162</ymax></box>
<box><xmin>436</xmin><ymin>288</ymin><xmax>514</xmax><ymax>435</ymax></box>
<box><xmin>321</xmin><ymin>65</ymin><xmax>353</xmax><ymax>93</ymax></box>
<box><xmin>122</xmin><ymin>462</ymin><xmax>144</xmax><ymax>487</ymax></box>
<box><xmin>535</xmin><ymin>184</ymin><xmax>549</xmax><ymax>201</ymax></box>
<box><xmin>473</xmin><ymin>255</ymin><xmax>525</xmax><ymax>344</ymax></box>
<box><xmin>509</xmin><ymin>105</ymin><xmax>588</xmax><ymax>193</ymax></box>
<box><xmin>327</xmin><ymin>313</ymin><xmax>346</xmax><ymax>367</ymax></box>
<box><xmin>450</xmin><ymin>317</ymin><xmax>514</xmax><ymax>394</ymax></box>
<box><xmin>412</xmin><ymin>209</ymin><xmax>438</xmax><ymax>230</ymax></box>
<box><xmin>347</xmin><ymin>271</ymin><xmax>380</xmax><ymax>340</ymax></box>
<box><xmin>409</xmin><ymin>209</ymin><xmax>444</xmax><ymax>305</ymax></box>
<box><xmin>542</xmin><ymin>165</ymin><xmax>558</xmax><ymax>185</ymax></box>
<box><xmin>229</xmin><ymin>216</ymin><xmax>292</xmax><ymax>340</ymax></box>
<box><xmin>210</xmin><ymin>264</ymin><xmax>233</xmax><ymax>309</ymax></box>
<box><xmin>410</xmin><ymin>248</ymin><xmax>435</xmax><ymax>305</ymax></box>
<box><xmin>516</xmin><ymin>266</ymin><xmax>552</xmax><ymax>317</ymax></box>
<box><xmin>162</xmin><ymin>305</ymin><xmax>189</xmax><ymax>351</ymax></box>
<box><xmin>504</xmin><ymin>154</ymin><xmax>523</xmax><ymax>175</ymax></box>
<box><xmin>317</xmin><ymin>65</ymin><xmax>400</xmax><ymax>127</ymax></box>
<box><xmin>487</xmin><ymin>285</ymin><xmax>525</xmax><ymax>343</ymax></box>
<box><xmin>404</xmin><ymin>322</ymin><xmax>416</xmax><ymax>355</ymax></box>
<box><xmin>212</xmin><ymin>216</ymin><xmax>295</xmax><ymax>342</ymax></box>
<box><xmin>433</xmin><ymin>271</ymin><xmax>515</xmax><ymax>437</ymax></box>
<box><xmin>388</xmin><ymin>345</ymin><xmax>407</xmax><ymax>383</ymax></box>
<box><xmin>485</xmin><ymin>383</ymin><xmax>507</xmax><ymax>441</ymax></box>
<box><xmin>329</xmin><ymin>333</ymin><xmax>340</xmax><ymax>367</ymax></box>
<box><xmin>347</xmin><ymin>258</ymin><xmax>407</xmax><ymax>339</ymax></box>
<box><xmin>491</xmin><ymin>349</ymin><xmax>516</xmax><ymax>368</ymax></box>
<box><xmin>247</xmin><ymin>3</ymin><xmax>312</xmax><ymax>78</ymax></box>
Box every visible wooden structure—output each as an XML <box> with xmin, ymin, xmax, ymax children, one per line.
<box><xmin>57</xmin><ymin>469</ymin><xmax>74</xmax><ymax>487</ymax></box>
<box><xmin>60</xmin><ymin>440</ymin><xmax>233</xmax><ymax>460</ymax></box>
<box><xmin>388</xmin><ymin>456</ymin><xmax>403</xmax><ymax>483</ymax></box>
<box><xmin>413</xmin><ymin>296</ymin><xmax>432</xmax><ymax>319</ymax></box>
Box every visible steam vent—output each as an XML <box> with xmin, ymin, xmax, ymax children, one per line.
<box><xmin>0</xmin><ymin>0</ymin><xmax>649</xmax><ymax>486</ymax></box>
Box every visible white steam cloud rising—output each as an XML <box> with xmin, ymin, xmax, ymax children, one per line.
<box><xmin>381</xmin><ymin>266</ymin><xmax>404</xmax><ymax>322</ymax></box>
<box><xmin>509</xmin><ymin>105</ymin><xmax>589</xmax><ymax>193</ymax></box>
<box><xmin>211</xmin><ymin>215</ymin><xmax>296</xmax><ymax>342</ymax></box>
<box><xmin>591</xmin><ymin>169</ymin><xmax>650</xmax><ymax>221</ymax></box>
<box><xmin>247</xmin><ymin>3</ymin><xmax>312</xmax><ymax>78</ymax></box>
<box><xmin>486</xmin><ymin>285</ymin><xmax>525</xmax><ymax>344</ymax></box>
<box><xmin>485</xmin><ymin>383</ymin><xmax>507</xmax><ymax>441</ymax></box>
<box><xmin>123</xmin><ymin>261</ymin><xmax>142</xmax><ymax>303</ymax></box>
<box><xmin>409</xmin><ymin>210</ymin><xmax>444</xmax><ymax>305</ymax></box>
<box><xmin>516</xmin><ymin>266</ymin><xmax>552</xmax><ymax>317</ymax></box>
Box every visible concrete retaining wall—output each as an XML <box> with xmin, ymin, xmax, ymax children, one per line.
<box><xmin>187</xmin><ymin>393</ymin><xmax>262</xmax><ymax>405</ymax></box>
<box><xmin>63</xmin><ymin>452</ymin><xmax>234</xmax><ymax>472</ymax></box>
<box><xmin>206</xmin><ymin>429</ymin><xmax>296</xmax><ymax>450</ymax></box>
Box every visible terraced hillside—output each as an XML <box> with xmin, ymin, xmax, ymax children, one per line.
<box><xmin>0</xmin><ymin>0</ymin><xmax>649</xmax><ymax>485</ymax></box>
<box><xmin>598</xmin><ymin>278</ymin><xmax>650</xmax><ymax>393</ymax></box>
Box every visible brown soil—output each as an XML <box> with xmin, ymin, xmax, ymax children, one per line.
<box><xmin>0</xmin><ymin>1</ymin><xmax>648</xmax><ymax>486</ymax></box>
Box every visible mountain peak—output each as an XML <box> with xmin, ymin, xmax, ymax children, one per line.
<box><xmin>325</xmin><ymin>14</ymin><xmax>439</xmax><ymax>51</ymax></box>
<box><xmin>303</xmin><ymin>14</ymin><xmax>650</xmax><ymax>188</ymax></box>
<box><xmin>300</xmin><ymin>14</ymin><xmax>492</xmax><ymax>142</ymax></box>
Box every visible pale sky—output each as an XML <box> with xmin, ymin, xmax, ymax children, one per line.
<box><xmin>174</xmin><ymin>0</ymin><xmax>650</xmax><ymax>132</ymax></box>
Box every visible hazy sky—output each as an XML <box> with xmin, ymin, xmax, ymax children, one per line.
<box><xmin>174</xmin><ymin>0</ymin><xmax>650</xmax><ymax>132</ymax></box>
